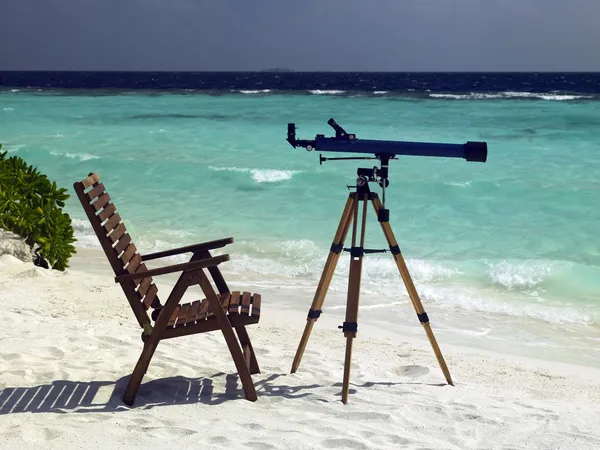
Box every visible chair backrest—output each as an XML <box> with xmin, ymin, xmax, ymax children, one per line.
<box><xmin>73</xmin><ymin>173</ymin><xmax>160</xmax><ymax>327</ymax></box>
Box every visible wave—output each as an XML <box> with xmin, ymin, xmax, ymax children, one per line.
<box><xmin>237</xmin><ymin>89</ymin><xmax>271</xmax><ymax>94</ymax></box>
<box><xmin>429</xmin><ymin>91</ymin><xmax>594</xmax><ymax>101</ymax></box>
<box><xmin>208</xmin><ymin>166</ymin><xmax>300</xmax><ymax>183</ymax></box>
<box><xmin>308</xmin><ymin>90</ymin><xmax>345</xmax><ymax>95</ymax></box>
<box><xmin>5</xmin><ymin>86</ymin><xmax>597</xmax><ymax>100</ymax></box>
<box><xmin>49</xmin><ymin>151</ymin><xmax>100</xmax><ymax>161</ymax></box>
<box><xmin>67</xmin><ymin>219</ymin><xmax>599</xmax><ymax>327</ymax></box>
<box><xmin>2</xmin><ymin>144</ymin><xmax>26</xmax><ymax>153</ymax></box>
<box><xmin>444</xmin><ymin>181</ymin><xmax>472</xmax><ymax>188</ymax></box>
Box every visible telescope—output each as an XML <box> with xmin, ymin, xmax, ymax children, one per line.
<box><xmin>285</xmin><ymin>118</ymin><xmax>490</xmax><ymax>403</ymax></box>
<box><xmin>286</xmin><ymin>118</ymin><xmax>487</xmax><ymax>163</ymax></box>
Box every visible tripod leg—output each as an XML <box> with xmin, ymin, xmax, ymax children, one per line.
<box><xmin>341</xmin><ymin>194</ymin><xmax>369</xmax><ymax>404</ymax></box>
<box><xmin>370</xmin><ymin>195</ymin><xmax>454</xmax><ymax>386</ymax></box>
<box><xmin>291</xmin><ymin>195</ymin><xmax>356</xmax><ymax>374</ymax></box>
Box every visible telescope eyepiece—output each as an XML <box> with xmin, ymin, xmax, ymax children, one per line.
<box><xmin>287</xmin><ymin>123</ymin><xmax>296</xmax><ymax>147</ymax></box>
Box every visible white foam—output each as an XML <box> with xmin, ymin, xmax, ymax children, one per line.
<box><xmin>72</xmin><ymin>219</ymin><xmax>101</xmax><ymax>249</ymax></box>
<box><xmin>208</xmin><ymin>166</ymin><xmax>300</xmax><ymax>183</ymax></box>
<box><xmin>487</xmin><ymin>260</ymin><xmax>555</xmax><ymax>289</ymax></box>
<box><xmin>445</xmin><ymin>181</ymin><xmax>472</xmax><ymax>187</ymax></box>
<box><xmin>419</xmin><ymin>284</ymin><xmax>595</xmax><ymax>325</ymax></box>
<box><xmin>3</xmin><ymin>144</ymin><xmax>25</xmax><ymax>153</ymax></box>
<box><xmin>250</xmin><ymin>169</ymin><xmax>296</xmax><ymax>183</ymax></box>
<box><xmin>238</xmin><ymin>89</ymin><xmax>271</xmax><ymax>94</ymax></box>
<box><xmin>503</xmin><ymin>91</ymin><xmax>592</xmax><ymax>101</ymax></box>
<box><xmin>64</xmin><ymin>215</ymin><xmax>600</xmax><ymax>328</ymax></box>
<box><xmin>308</xmin><ymin>90</ymin><xmax>344</xmax><ymax>95</ymax></box>
<box><xmin>50</xmin><ymin>151</ymin><xmax>100</xmax><ymax>161</ymax></box>
<box><xmin>2</xmin><ymin>107</ymin><xmax>14</xmax><ymax>111</ymax></box>
<box><xmin>223</xmin><ymin>244</ymin><xmax>596</xmax><ymax>325</ymax></box>
<box><xmin>430</xmin><ymin>92</ymin><xmax>593</xmax><ymax>101</ymax></box>
<box><xmin>373</xmin><ymin>91</ymin><xmax>388</xmax><ymax>95</ymax></box>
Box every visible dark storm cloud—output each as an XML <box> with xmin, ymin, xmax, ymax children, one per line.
<box><xmin>1</xmin><ymin>0</ymin><xmax>598</xmax><ymax>71</ymax></box>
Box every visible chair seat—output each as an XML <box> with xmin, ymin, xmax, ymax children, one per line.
<box><xmin>165</xmin><ymin>291</ymin><xmax>261</xmax><ymax>329</ymax></box>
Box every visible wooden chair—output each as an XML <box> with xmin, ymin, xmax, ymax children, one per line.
<box><xmin>73</xmin><ymin>173</ymin><xmax>262</xmax><ymax>406</ymax></box>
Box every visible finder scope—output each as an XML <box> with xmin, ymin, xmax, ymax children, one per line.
<box><xmin>286</xmin><ymin>118</ymin><xmax>487</xmax><ymax>163</ymax></box>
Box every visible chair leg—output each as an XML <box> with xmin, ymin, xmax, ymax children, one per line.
<box><xmin>217</xmin><ymin>317</ymin><xmax>258</xmax><ymax>401</ymax></box>
<box><xmin>123</xmin><ymin>339</ymin><xmax>160</xmax><ymax>406</ymax></box>
<box><xmin>197</xmin><ymin>273</ymin><xmax>258</xmax><ymax>402</ymax></box>
<box><xmin>235</xmin><ymin>325</ymin><xmax>260</xmax><ymax>375</ymax></box>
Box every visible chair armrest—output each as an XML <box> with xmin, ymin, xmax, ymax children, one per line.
<box><xmin>115</xmin><ymin>254</ymin><xmax>230</xmax><ymax>283</ymax></box>
<box><xmin>142</xmin><ymin>237</ymin><xmax>234</xmax><ymax>261</ymax></box>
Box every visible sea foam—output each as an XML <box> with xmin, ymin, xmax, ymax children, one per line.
<box><xmin>208</xmin><ymin>166</ymin><xmax>300</xmax><ymax>183</ymax></box>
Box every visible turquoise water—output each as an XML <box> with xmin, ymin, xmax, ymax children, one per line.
<box><xmin>1</xmin><ymin>90</ymin><xmax>600</xmax><ymax>347</ymax></box>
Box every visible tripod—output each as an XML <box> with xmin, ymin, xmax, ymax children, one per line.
<box><xmin>290</xmin><ymin>165</ymin><xmax>454</xmax><ymax>404</ymax></box>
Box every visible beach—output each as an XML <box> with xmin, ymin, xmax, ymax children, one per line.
<box><xmin>1</xmin><ymin>239</ymin><xmax>600</xmax><ymax>450</ymax></box>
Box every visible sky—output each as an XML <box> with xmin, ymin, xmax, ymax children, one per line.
<box><xmin>1</xmin><ymin>0</ymin><xmax>599</xmax><ymax>71</ymax></box>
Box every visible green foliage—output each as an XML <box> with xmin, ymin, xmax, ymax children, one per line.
<box><xmin>0</xmin><ymin>144</ymin><xmax>76</xmax><ymax>270</ymax></box>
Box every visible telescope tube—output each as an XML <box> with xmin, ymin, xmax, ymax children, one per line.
<box><xmin>314</xmin><ymin>137</ymin><xmax>487</xmax><ymax>162</ymax></box>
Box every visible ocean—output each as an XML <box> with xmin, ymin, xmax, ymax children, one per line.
<box><xmin>1</xmin><ymin>72</ymin><xmax>599</xmax><ymax>366</ymax></box>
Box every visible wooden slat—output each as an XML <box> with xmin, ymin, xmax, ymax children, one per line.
<box><xmin>120</xmin><ymin>243</ymin><xmax>137</xmax><ymax>265</ymax></box>
<box><xmin>86</xmin><ymin>183</ymin><xmax>105</xmax><ymax>202</ymax></box>
<box><xmin>113</xmin><ymin>234</ymin><xmax>131</xmax><ymax>254</ymax></box>
<box><xmin>126</xmin><ymin>254</ymin><xmax>142</xmax><ymax>274</ymax></box>
<box><xmin>251</xmin><ymin>294</ymin><xmax>261</xmax><ymax>318</ymax></box>
<box><xmin>176</xmin><ymin>304</ymin><xmax>191</xmax><ymax>327</ymax></box>
<box><xmin>103</xmin><ymin>213</ymin><xmax>121</xmax><ymax>234</ymax></box>
<box><xmin>167</xmin><ymin>306</ymin><xmax>181</xmax><ymax>327</ymax></box>
<box><xmin>162</xmin><ymin>314</ymin><xmax>258</xmax><ymax>340</ymax></box>
<box><xmin>74</xmin><ymin>174</ymin><xmax>153</xmax><ymax>330</ymax></box>
<box><xmin>98</xmin><ymin>203</ymin><xmax>116</xmax><ymax>222</ymax></box>
<box><xmin>108</xmin><ymin>223</ymin><xmax>126</xmax><ymax>243</ymax></box>
<box><xmin>91</xmin><ymin>193</ymin><xmax>111</xmax><ymax>211</ymax></box>
<box><xmin>229</xmin><ymin>291</ymin><xmax>241</xmax><ymax>314</ymax></box>
<box><xmin>185</xmin><ymin>300</ymin><xmax>202</xmax><ymax>325</ymax></box>
<box><xmin>220</xmin><ymin>293</ymin><xmax>231</xmax><ymax>310</ymax></box>
<box><xmin>137</xmin><ymin>276</ymin><xmax>152</xmax><ymax>297</ymax></box>
<box><xmin>81</xmin><ymin>173</ymin><xmax>100</xmax><ymax>189</ymax></box>
<box><xmin>241</xmin><ymin>292</ymin><xmax>251</xmax><ymax>315</ymax></box>
<box><xmin>142</xmin><ymin>284</ymin><xmax>158</xmax><ymax>310</ymax></box>
<box><xmin>197</xmin><ymin>298</ymin><xmax>211</xmax><ymax>321</ymax></box>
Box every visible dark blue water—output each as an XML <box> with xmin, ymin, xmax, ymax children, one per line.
<box><xmin>1</xmin><ymin>71</ymin><xmax>599</xmax><ymax>96</ymax></box>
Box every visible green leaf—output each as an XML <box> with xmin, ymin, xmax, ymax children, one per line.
<box><xmin>0</xmin><ymin>148</ymin><xmax>76</xmax><ymax>270</ymax></box>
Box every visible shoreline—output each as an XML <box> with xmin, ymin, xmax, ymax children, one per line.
<box><xmin>69</xmin><ymin>244</ymin><xmax>600</xmax><ymax>372</ymax></box>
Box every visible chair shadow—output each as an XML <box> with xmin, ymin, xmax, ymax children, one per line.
<box><xmin>0</xmin><ymin>372</ymin><xmax>447</xmax><ymax>415</ymax></box>
<box><xmin>0</xmin><ymin>373</ymin><xmax>319</xmax><ymax>415</ymax></box>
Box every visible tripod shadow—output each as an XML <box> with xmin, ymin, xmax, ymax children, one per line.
<box><xmin>0</xmin><ymin>373</ymin><xmax>319</xmax><ymax>415</ymax></box>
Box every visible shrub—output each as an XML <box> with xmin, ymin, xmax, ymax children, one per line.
<box><xmin>0</xmin><ymin>144</ymin><xmax>76</xmax><ymax>270</ymax></box>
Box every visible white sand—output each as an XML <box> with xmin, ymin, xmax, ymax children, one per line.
<box><xmin>2</xmin><ymin>249</ymin><xmax>600</xmax><ymax>450</ymax></box>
